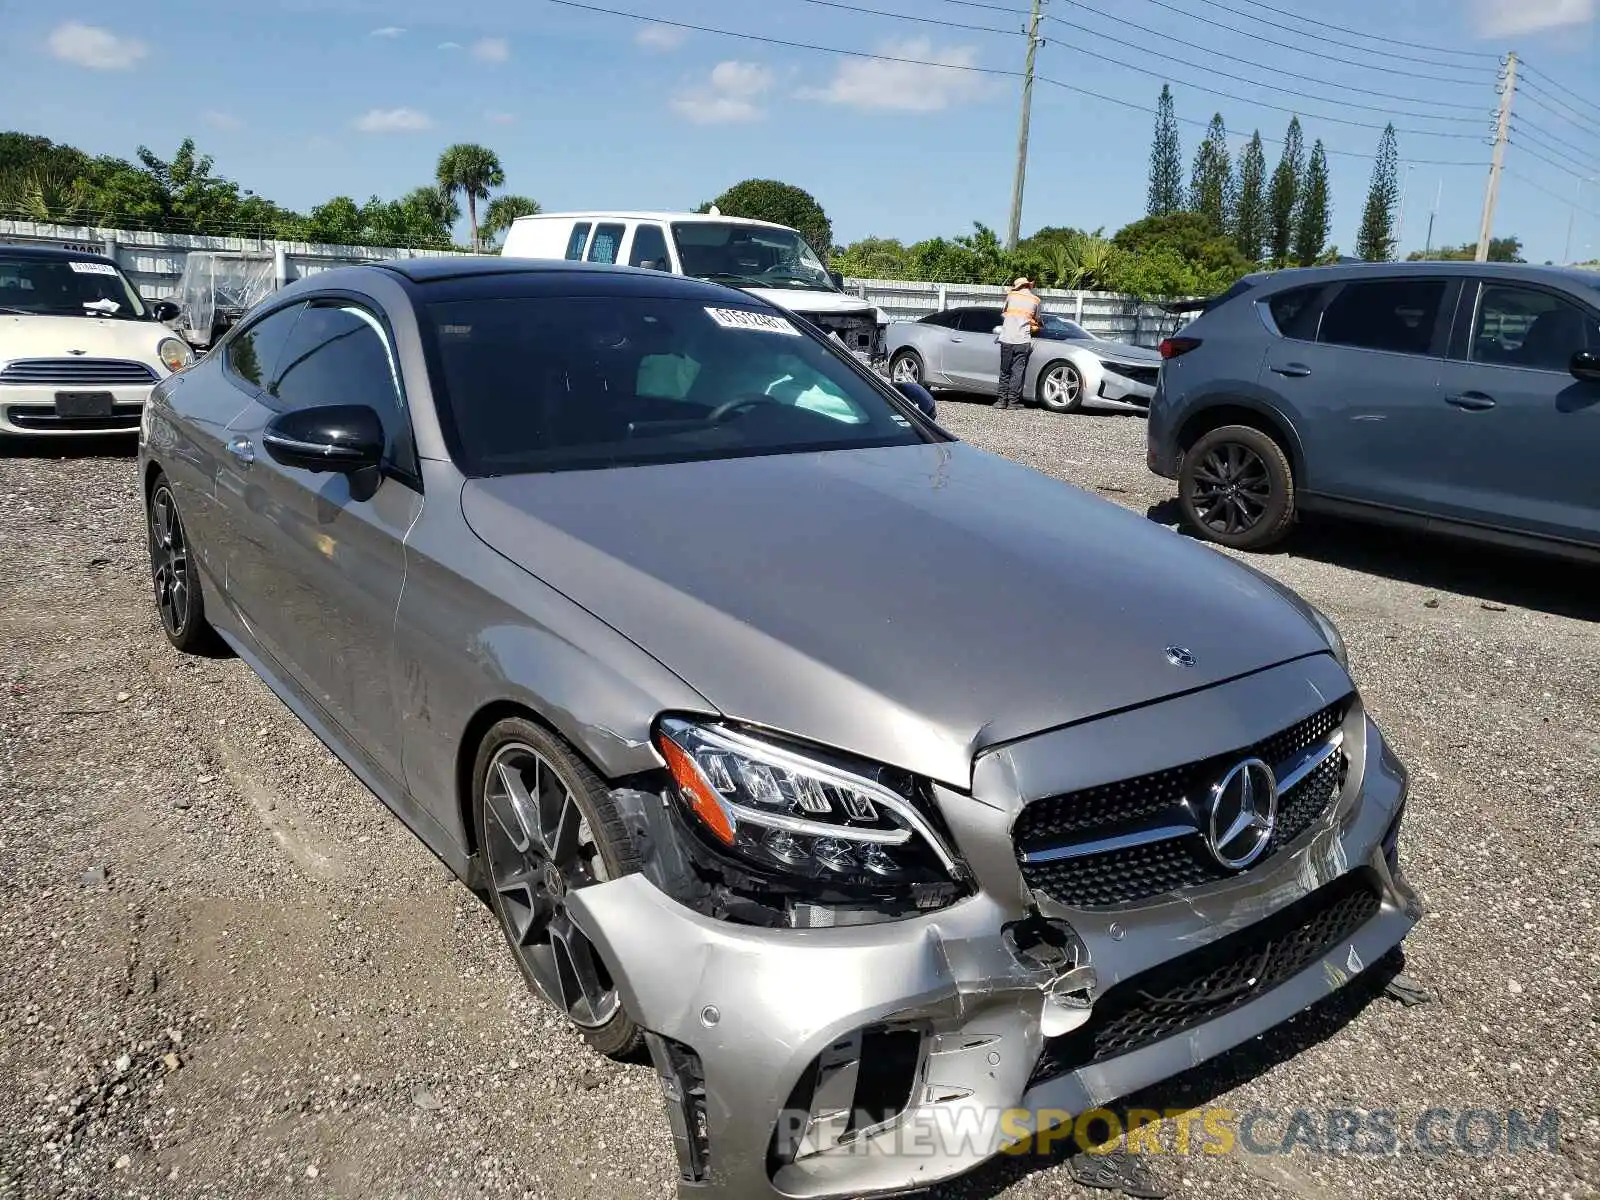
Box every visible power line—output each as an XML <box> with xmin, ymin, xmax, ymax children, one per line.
<box><xmin>1520</xmin><ymin>63</ymin><xmax>1600</xmax><ymax>124</ymax></box>
<box><xmin>1191</xmin><ymin>0</ymin><xmax>1500</xmax><ymax>60</ymax></box>
<box><xmin>1127</xmin><ymin>0</ymin><xmax>1491</xmax><ymax>78</ymax></box>
<box><xmin>1511</xmin><ymin>119</ymin><xmax>1600</xmax><ymax>167</ymax></box>
<box><xmin>1513</xmin><ymin>139</ymin><xmax>1600</xmax><ymax>186</ymax></box>
<box><xmin>929</xmin><ymin>0</ymin><xmax>1034</xmax><ymax>13</ymax></box>
<box><xmin>789</xmin><ymin>0</ymin><xmax>1019</xmax><ymax>36</ymax></box>
<box><xmin>1510</xmin><ymin>129</ymin><xmax>1596</xmax><ymax>180</ymax></box>
<box><xmin>1049</xmin><ymin>0</ymin><xmax>1486</xmax><ymax>113</ymax></box>
<box><xmin>1503</xmin><ymin>168</ymin><xmax>1600</xmax><ymax>220</ymax></box>
<box><xmin>1518</xmin><ymin>80</ymin><xmax>1600</xmax><ymax>139</ymax></box>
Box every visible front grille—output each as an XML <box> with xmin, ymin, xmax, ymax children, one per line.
<box><xmin>5</xmin><ymin>403</ymin><xmax>143</xmax><ymax>431</ymax></box>
<box><xmin>1110</xmin><ymin>363</ymin><xmax>1160</xmax><ymax>386</ymax></box>
<box><xmin>1032</xmin><ymin>871</ymin><xmax>1381</xmax><ymax>1080</ymax></box>
<box><xmin>0</xmin><ymin>357</ymin><xmax>158</xmax><ymax>386</ymax></box>
<box><xmin>1015</xmin><ymin>702</ymin><xmax>1347</xmax><ymax>909</ymax></box>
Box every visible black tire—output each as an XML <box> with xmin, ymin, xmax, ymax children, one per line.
<box><xmin>1178</xmin><ymin>424</ymin><xmax>1296</xmax><ymax>551</ymax></box>
<box><xmin>471</xmin><ymin>717</ymin><xmax>643</xmax><ymax>1060</ymax></box>
<box><xmin>1035</xmin><ymin>360</ymin><xmax>1084</xmax><ymax>413</ymax></box>
<box><xmin>146</xmin><ymin>476</ymin><xmax>223</xmax><ymax>654</ymax></box>
<box><xmin>888</xmin><ymin>349</ymin><xmax>924</xmax><ymax>387</ymax></box>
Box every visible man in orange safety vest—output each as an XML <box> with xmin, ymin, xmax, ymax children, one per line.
<box><xmin>996</xmin><ymin>276</ymin><xmax>1041</xmax><ymax>410</ymax></box>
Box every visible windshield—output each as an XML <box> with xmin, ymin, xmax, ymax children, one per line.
<box><xmin>426</xmin><ymin>294</ymin><xmax>932</xmax><ymax>475</ymax></box>
<box><xmin>1041</xmin><ymin>315</ymin><xmax>1095</xmax><ymax>340</ymax></box>
<box><xmin>670</xmin><ymin>222</ymin><xmax>835</xmax><ymax>292</ymax></box>
<box><xmin>0</xmin><ymin>255</ymin><xmax>148</xmax><ymax>319</ymax></box>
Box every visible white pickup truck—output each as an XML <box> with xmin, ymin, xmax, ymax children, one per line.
<box><xmin>501</xmin><ymin>210</ymin><xmax>885</xmax><ymax>364</ymax></box>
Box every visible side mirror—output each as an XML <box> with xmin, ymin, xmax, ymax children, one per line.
<box><xmin>828</xmin><ymin>270</ymin><xmax>845</xmax><ymax>290</ymax></box>
<box><xmin>262</xmin><ymin>404</ymin><xmax>385</xmax><ymax>475</ymax></box>
<box><xmin>894</xmin><ymin>381</ymin><xmax>937</xmax><ymax>420</ymax></box>
<box><xmin>1572</xmin><ymin>350</ymin><xmax>1600</xmax><ymax>383</ymax></box>
<box><xmin>149</xmin><ymin>299</ymin><xmax>180</xmax><ymax>323</ymax></box>
<box><xmin>992</xmin><ymin>325</ymin><xmax>1003</xmax><ymax>335</ymax></box>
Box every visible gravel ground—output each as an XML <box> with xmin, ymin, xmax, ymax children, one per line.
<box><xmin>1</xmin><ymin>405</ymin><xmax>1596</xmax><ymax>1200</ymax></box>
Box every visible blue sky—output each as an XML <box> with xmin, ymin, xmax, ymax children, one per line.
<box><xmin>4</xmin><ymin>0</ymin><xmax>1598</xmax><ymax>263</ymax></box>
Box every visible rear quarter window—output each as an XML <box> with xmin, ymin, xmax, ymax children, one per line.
<box><xmin>1263</xmin><ymin>285</ymin><xmax>1324</xmax><ymax>340</ymax></box>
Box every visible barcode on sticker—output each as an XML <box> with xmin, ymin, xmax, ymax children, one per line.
<box><xmin>68</xmin><ymin>261</ymin><xmax>118</xmax><ymax>276</ymax></box>
<box><xmin>705</xmin><ymin>307</ymin><xmax>800</xmax><ymax>336</ymax></box>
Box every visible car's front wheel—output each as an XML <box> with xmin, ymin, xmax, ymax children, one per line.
<box><xmin>1036</xmin><ymin>361</ymin><xmax>1084</xmax><ymax>413</ymax></box>
<box><xmin>1177</xmin><ymin>424</ymin><xmax>1296</xmax><ymax>551</ymax></box>
<box><xmin>472</xmin><ymin>718</ymin><xmax>642</xmax><ymax>1059</ymax></box>
<box><xmin>147</xmin><ymin>476</ymin><xmax>222</xmax><ymax>654</ymax></box>
<box><xmin>888</xmin><ymin>349</ymin><xmax>924</xmax><ymax>386</ymax></box>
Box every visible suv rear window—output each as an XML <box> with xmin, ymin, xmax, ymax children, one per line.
<box><xmin>1264</xmin><ymin>285</ymin><xmax>1323</xmax><ymax>339</ymax></box>
<box><xmin>1319</xmin><ymin>280</ymin><xmax>1447</xmax><ymax>356</ymax></box>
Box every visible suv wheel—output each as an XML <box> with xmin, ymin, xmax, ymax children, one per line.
<box><xmin>1178</xmin><ymin>424</ymin><xmax>1295</xmax><ymax>551</ymax></box>
<box><xmin>472</xmin><ymin>718</ymin><xmax>643</xmax><ymax>1060</ymax></box>
<box><xmin>888</xmin><ymin>349</ymin><xmax>924</xmax><ymax>386</ymax></box>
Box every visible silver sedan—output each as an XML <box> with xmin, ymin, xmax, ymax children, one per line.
<box><xmin>885</xmin><ymin>305</ymin><xmax>1163</xmax><ymax>414</ymax></box>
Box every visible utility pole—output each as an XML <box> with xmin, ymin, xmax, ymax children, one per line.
<box><xmin>1424</xmin><ymin>178</ymin><xmax>1441</xmax><ymax>256</ymax></box>
<box><xmin>1396</xmin><ymin>164</ymin><xmax>1416</xmax><ymax>254</ymax></box>
<box><xmin>1005</xmin><ymin>0</ymin><xmax>1045</xmax><ymax>252</ymax></box>
<box><xmin>1564</xmin><ymin>177</ymin><xmax>1592</xmax><ymax>265</ymax></box>
<box><xmin>1476</xmin><ymin>50</ymin><xmax>1517</xmax><ymax>263</ymax></box>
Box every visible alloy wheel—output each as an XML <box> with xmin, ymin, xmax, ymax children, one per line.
<box><xmin>890</xmin><ymin>354</ymin><xmax>921</xmax><ymax>384</ymax></box>
<box><xmin>1190</xmin><ymin>442</ymin><xmax>1274</xmax><ymax>536</ymax></box>
<box><xmin>1042</xmin><ymin>364</ymin><xmax>1081</xmax><ymax>407</ymax></box>
<box><xmin>149</xmin><ymin>486</ymin><xmax>192</xmax><ymax>638</ymax></box>
<box><xmin>482</xmin><ymin>743</ymin><xmax>619</xmax><ymax>1029</ymax></box>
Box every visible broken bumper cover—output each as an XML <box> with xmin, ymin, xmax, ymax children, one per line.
<box><xmin>568</xmin><ymin>674</ymin><xmax>1418</xmax><ymax>1200</ymax></box>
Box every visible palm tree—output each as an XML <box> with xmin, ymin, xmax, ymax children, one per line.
<box><xmin>435</xmin><ymin>143</ymin><xmax>506</xmax><ymax>251</ymax></box>
<box><xmin>480</xmin><ymin>194</ymin><xmax>540</xmax><ymax>246</ymax></box>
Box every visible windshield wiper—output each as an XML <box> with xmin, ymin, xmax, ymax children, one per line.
<box><xmin>696</xmin><ymin>272</ymin><xmax>770</xmax><ymax>288</ymax></box>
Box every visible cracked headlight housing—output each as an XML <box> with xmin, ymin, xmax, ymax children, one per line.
<box><xmin>655</xmin><ymin>718</ymin><xmax>964</xmax><ymax>890</ymax></box>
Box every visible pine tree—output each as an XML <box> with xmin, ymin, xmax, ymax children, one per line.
<box><xmin>1147</xmin><ymin>85</ymin><xmax>1185</xmax><ymax>216</ymax></box>
<box><xmin>1233</xmin><ymin>131</ymin><xmax>1268</xmax><ymax>263</ymax></box>
<box><xmin>1356</xmin><ymin>124</ymin><xmax>1400</xmax><ymax>261</ymax></box>
<box><xmin>1268</xmin><ymin>116</ymin><xmax>1305</xmax><ymax>266</ymax></box>
<box><xmin>1294</xmin><ymin>139</ymin><xmax>1332</xmax><ymax>266</ymax></box>
<box><xmin>1189</xmin><ymin>113</ymin><xmax>1234</xmax><ymax>235</ymax></box>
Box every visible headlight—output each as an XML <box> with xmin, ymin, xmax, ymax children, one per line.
<box><xmin>655</xmin><ymin>719</ymin><xmax>963</xmax><ymax>888</ymax></box>
<box><xmin>1309</xmin><ymin>605</ymin><xmax>1348</xmax><ymax>668</ymax></box>
<box><xmin>157</xmin><ymin>337</ymin><xmax>192</xmax><ymax>373</ymax></box>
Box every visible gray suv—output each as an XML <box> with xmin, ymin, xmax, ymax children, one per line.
<box><xmin>1148</xmin><ymin>262</ymin><xmax>1600</xmax><ymax>557</ymax></box>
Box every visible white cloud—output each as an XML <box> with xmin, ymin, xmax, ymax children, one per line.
<box><xmin>202</xmin><ymin>110</ymin><xmax>244</xmax><ymax>131</ymax></box>
<box><xmin>471</xmin><ymin>37</ymin><xmax>510</xmax><ymax>63</ymax></box>
<box><xmin>636</xmin><ymin>23</ymin><xmax>687</xmax><ymax>52</ymax></box>
<box><xmin>486</xmin><ymin>110</ymin><xmax>516</xmax><ymax>125</ymax></box>
<box><xmin>353</xmin><ymin>107</ymin><xmax>435</xmax><ymax>133</ymax></box>
<box><xmin>1475</xmin><ymin>0</ymin><xmax>1594</xmax><ymax>34</ymax></box>
<box><xmin>46</xmin><ymin>22</ymin><xmax>147</xmax><ymax>70</ymax></box>
<box><xmin>438</xmin><ymin>41</ymin><xmax>462</xmax><ymax>51</ymax></box>
<box><xmin>798</xmin><ymin>39</ymin><xmax>994</xmax><ymax>112</ymax></box>
<box><xmin>672</xmin><ymin>61</ymin><xmax>774</xmax><ymax>125</ymax></box>
<box><xmin>369</xmin><ymin>26</ymin><xmax>406</xmax><ymax>38</ymax></box>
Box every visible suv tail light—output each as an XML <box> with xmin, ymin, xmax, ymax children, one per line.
<box><xmin>1158</xmin><ymin>337</ymin><xmax>1203</xmax><ymax>359</ymax></box>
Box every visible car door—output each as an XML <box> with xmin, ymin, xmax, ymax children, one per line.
<box><xmin>1430</xmin><ymin>279</ymin><xmax>1600</xmax><ymax>543</ymax></box>
<box><xmin>942</xmin><ymin>308</ymin><xmax>1006</xmax><ymax>393</ymax></box>
<box><xmin>1260</xmin><ymin>275</ymin><xmax>1458</xmax><ymax>509</ymax></box>
<box><xmin>219</xmin><ymin>298</ymin><xmax>423</xmax><ymax>788</ymax></box>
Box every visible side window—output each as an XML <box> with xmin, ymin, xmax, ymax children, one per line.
<box><xmin>1319</xmin><ymin>280</ymin><xmax>1446</xmax><ymax>356</ymax></box>
<box><xmin>269</xmin><ymin>303</ymin><xmax>415</xmax><ymax>473</ymax></box>
<box><xmin>628</xmin><ymin>224</ymin><xmax>671</xmax><ymax>270</ymax></box>
<box><xmin>958</xmin><ymin>309</ymin><xmax>1005</xmax><ymax>333</ymax></box>
<box><xmin>563</xmin><ymin>223</ymin><xmax>592</xmax><ymax>261</ymax></box>
<box><xmin>1471</xmin><ymin>284</ymin><xmax>1599</xmax><ymax>371</ymax></box>
<box><xmin>920</xmin><ymin>311</ymin><xmax>960</xmax><ymax>329</ymax></box>
<box><xmin>587</xmin><ymin>224</ymin><xmax>626</xmax><ymax>265</ymax></box>
<box><xmin>224</xmin><ymin>303</ymin><xmax>303</xmax><ymax>389</ymax></box>
<box><xmin>1264</xmin><ymin>285</ymin><xmax>1323</xmax><ymax>340</ymax></box>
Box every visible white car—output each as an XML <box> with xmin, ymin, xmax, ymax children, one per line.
<box><xmin>0</xmin><ymin>245</ymin><xmax>192</xmax><ymax>439</ymax></box>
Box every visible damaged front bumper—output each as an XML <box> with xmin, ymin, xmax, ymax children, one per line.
<box><xmin>567</xmin><ymin>657</ymin><xmax>1420</xmax><ymax>1199</ymax></box>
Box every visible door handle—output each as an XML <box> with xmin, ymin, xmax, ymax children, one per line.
<box><xmin>227</xmin><ymin>436</ymin><xmax>256</xmax><ymax>464</ymax></box>
<box><xmin>950</xmin><ymin>336</ymin><xmax>965</xmax><ymax>343</ymax></box>
<box><xmin>1444</xmin><ymin>392</ymin><xmax>1496</xmax><ymax>411</ymax></box>
<box><xmin>1270</xmin><ymin>363</ymin><xmax>1312</xmax><ymax>378</ymax></box>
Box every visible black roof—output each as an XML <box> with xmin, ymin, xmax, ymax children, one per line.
<box><xmin>0</xmin><ymin>243</ymin><xmax>121</xmax><ymax>266</ymax></box>
<box><xmin>368</xmin><ymin>254</ymin><xmax>765</xmax><ymax>304</ymax></box>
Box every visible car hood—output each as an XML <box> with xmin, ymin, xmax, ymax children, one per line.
<box><xmin>1078</xmin><ymin>340</ymin><xmax>1162</xmax><ymax>366</ymax></box>
<box><xmin>461</xmin><ymin>443</ymin><xmax>1331</xmax><ymax>789</ymax></box>
<box><xmin>740</xmin><ymin>287</ymin><xmax>878</xmax><ymax>319</ymax></box>
<box><xmin>0</xmin><ymin>313</ymin><xmax>169</xmax><ymax>366</ymax></box>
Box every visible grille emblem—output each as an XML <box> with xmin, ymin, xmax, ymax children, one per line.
<box><xmin>66</xmin><ymin>348</ymin><xmax>87</xmax><ymax>355</ymax></box>
<box><xmin>1205</xmin><ymin>758</ymin><xmax>1278</xmax><ymax>870</ymax></box>
<box><xmin>1165</xmin><ymin>645</ymin><xmax>1197</xmax><ymax>668</ymax></box>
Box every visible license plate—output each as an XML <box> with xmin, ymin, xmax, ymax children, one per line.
<box><xmin>55</xmin><ymin>391</ymin><xmax>115</xmax><ymax>418</ymax></box>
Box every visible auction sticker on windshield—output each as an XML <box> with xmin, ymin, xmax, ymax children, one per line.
<box><xmin>705</xmin><ymin>307</ymin><xmax>800</xmax><ymax>336</ymax></box>
<box><xmin>67</xmin><ymin>261</ymin><xmax>118</xmax><ymax>276</ymax></box>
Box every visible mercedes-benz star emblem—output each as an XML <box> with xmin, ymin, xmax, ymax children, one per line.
<box><xmin>1165</xmin><ymin>645</ymin><xmax>1197</xmax><ymax>668</ymax></box>
<box><xmin>1205</xmin><ymin>757</ymin><xmax>1279</xmax><ymax>870</ymax></box>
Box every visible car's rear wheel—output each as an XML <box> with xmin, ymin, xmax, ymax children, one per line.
<box><xmin>888</xmin><ymin>349</ymin><xmax>924</xmax><ymax>386</ymax></box>
<box><xmin>1036</xmin><ymin>361</ymin><xmax>1084</xmax><ymax>413</ymax></box>
<box><xmin>1178</xmin><ymin>424</ymin><xmax>1296</xmax><ymax>551</ymax></box>
<box><xmin>472</xmin><ymin>718</ymin><xmax>643</xmax><ymax>1060</ymax></box>
<box><xmin>147</xmin><ymin>477</ymin><xmax>222</xmax><ymax>654</ymax></box>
